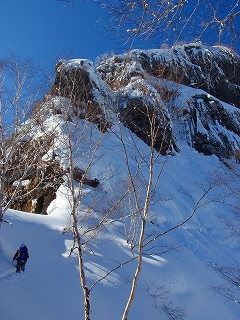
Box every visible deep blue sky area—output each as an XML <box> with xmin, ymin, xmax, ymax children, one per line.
<box><xmin>0</xmin><ymin>0</ymin><xmax>122</xmax><ymax>68</ymax></box>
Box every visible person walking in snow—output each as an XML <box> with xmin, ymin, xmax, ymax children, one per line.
<box><xmin>12</xmin><ymin>243</ymin><xmax>29</xmax><ymax>273</ymax></box>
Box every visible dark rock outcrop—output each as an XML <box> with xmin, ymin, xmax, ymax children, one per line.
<box><xmin>4</xmin><ymin>136</ymin><xmax>64</xmax><ymax>214</ymax></box>
<box><xmin>187</xmin><ymin>94</ymin><xmax>240</xmax><ymax>158</ymax></box>
<box><xmin>68</xmin><ymin>167</ymin><xmax>99</xmax><ymax>188</ymax></box>
<box><xmin>5</xmin><ymin>141</ymin><xmax>99</xmax><ymax>214</ymax></box>
<box><xmin>120</xmin><ymin>97</ymin><xmax>177</xmax><ymax>155</ymax></box>
<box><xmin>49</xmin><ymin>59</ymin><xmax>110</xmax><ymax>132</ymax></box>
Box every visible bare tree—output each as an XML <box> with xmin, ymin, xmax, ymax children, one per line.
<box><xmin>0</xmin><ymin>61</ymin><xmax>6</xmax><ymax>226</ymax></box>
<box><xmin>0</xmin><ymin>54</ymin><xmax>44</xmax><ymax>227</ymax></box>
<box><xmin>99</xmin><ymin>70</ymin><xmax>229</xmax><ymax>318</ymax></box>
<box><xmin>211</xmin><ymin>264</ymin><xmax>240</xmax><ymax>304</ymax></box>
<box><xmin>105</xmin><ymin>0</ymin><xmax>240</xmax><ymax>46</ymax></box>
<box><xmin>145</xmin><ymin>281</ymin><xmax>186</xmax><ymax>319</ymax></box>
<box><xmin>61</xmin><ymin>106</ymin><xmax>103</xmax><ymax>320</ymax></box>
<box><xmin>58</xmin><ymin>0</ymin><xmax>240</xmax><ymax>49</ymax></box>
<box><xmin>48</xmin><ymin>59</ymin><xmax>185</xmax><ymax>319</ymax></box>
<box><xmin>47</xmin><ymin>61</ymin><xmax>136</xmax><ymax>319</ymax></box>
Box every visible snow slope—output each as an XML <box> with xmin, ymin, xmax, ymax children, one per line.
<box><xmin>1</xmin><ymin>43</ymin><xmax>240</xmax><ymax>319</ymax></box>
<box><xmin>1</xmin><ymin>128</ymin><xmax>239</xmax><ymax>320</ymax></box>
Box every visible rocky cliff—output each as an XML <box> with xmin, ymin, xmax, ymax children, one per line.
<box><xmin>96</xmin><ymin>43</ymin><xmax>240</xmax><ymax>158</ymax></box>
<box><xmin>5</xmin><ymin>43</ymin><xmax>240</xmax><ymax>214</ymax></box>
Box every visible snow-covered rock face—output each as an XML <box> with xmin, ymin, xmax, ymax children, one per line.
<box><xmin>97</xmin><ymin>43</ymin><xmax>240</xmax><ymax>158</ymax></box>
<box><xmin>185</xmin><ymin>94</ymin><xmax>240</xmax><ymax>158</ymax></box>
<box><xmin>6</xmin><ymin>43</ymin><xmax>240</xmax><ymax>214</ymax></box>
<box><xmin>4</xmin><ymin>137</ymin><xmax>65</xmax><ymax>214</ymax></box>
<box><xmin>49</xmin><ymin>59</ymin><xmax>111</xmax><ymax>133</ymax></box>
<box><xmin>98</xmin><ymin>43</ymin><xmax>240</xmax><ymax>108</ymax></box>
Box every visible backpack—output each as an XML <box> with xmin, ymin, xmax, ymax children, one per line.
<box><xmin>19</xmin><ymin>245</ymin><xmax>28</xmax><ymax>261</ymax></box>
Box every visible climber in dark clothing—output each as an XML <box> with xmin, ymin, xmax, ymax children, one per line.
<box><xmin>13</xmin><ymin>243</ymin><xmax>29</xmax><ymax>273</ymax></box>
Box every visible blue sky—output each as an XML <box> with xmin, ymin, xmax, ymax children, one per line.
<box><xmin>0</xmin><ymin>0</ymin><xmax>239</xmax><ymax>71</ymax></box>
<box><xmin>0</xmin><ymin>0</ymin><xmax>124</xmax><ymax>68</ymax></box>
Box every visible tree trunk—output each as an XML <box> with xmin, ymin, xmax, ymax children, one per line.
<box><xmin>72</xmin><ymin>210</ymin><xmax>91</xmax><ymax>320</ymax></box>
<box><xmin>0</xmin><ymin>99</ymin><xmax>4</xmax><ymax>227</ymax></box>
<box><xmin>122</xmin><ymin>218</ymin><xmax>146</xmax><ymax>320</ymax></box>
